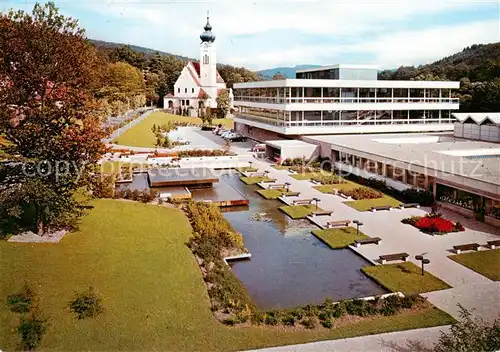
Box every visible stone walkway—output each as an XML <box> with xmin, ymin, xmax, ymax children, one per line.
<box><xmin>244</xmin><ymin>158</ymin><xmax>499</xmax><ymax>351</ymax></box>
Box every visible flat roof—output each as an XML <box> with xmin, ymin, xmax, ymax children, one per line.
<box><xmin>234</xmin><ymin>79</ymin><xmax>459</xmax><ymax>89</ymax></box>
<box><xmin>307</xmin><ymin>134</ymin><xmax>500</xmax><ymax>187</ymax></box>
<box><xmin>265</xmin><ymin>139</ymin><xmax>317</xmax><ymax>149</ymax></box>
<box><xmin>296</xmin><ymin>64</ymin><xmax>379</xmax><ymax>73</ymax></box>
<box><xmin>148</xmin><ymin>167</ymin><xmax>218</xmax><ymax>187</ymax></box>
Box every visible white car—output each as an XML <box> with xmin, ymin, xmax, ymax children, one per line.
<box><xmin>220</xmin><ymin>130</ymin><xmax>233</xmax><ymax>138</ymax></box>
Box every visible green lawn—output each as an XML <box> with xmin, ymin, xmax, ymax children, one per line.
<box><xmin>236</xmin><ymin>167</ymin><xmax>258</xmax><ymax>173</ymax></box>
<box><xmin>344</xmin><ymin>196</ymin><xmax>402</xmax><ymax>212</ymax></box>
<box><xmin>291</xmin><ymin>172</ymin><xmax>330</xmax><ymax>181</ymax></box>
<box><xmin>112</xmin><ymin>111</ymin><xmax>233</xmax><ymax>147</ymax></box>
<box><xmin>362</xmin><ymin>262</ymin><xmax>451</xmax><ymax>295</ymax></box>
<box><xmin>312</xmin><ymin>227</ymin><xmax>370</xmax><ymax>249</ymax></box>
<box><xmin>313</xmin><ymin>182</ymin><xmax>402</xmax><ymax>212</ymax></box>
<box><xmin>271</xmin><ymin>165</ymin><xmax>290</xmax><ymax>170</ymax></box>
<box><xmin>448</xmin><ymin>249</ymin><xmax>500</xmax><ymax>281</ymax></box>
<box><xmin>0</xmin><ymin>200</ymin><xmax>456</xmax><ymax>350</ymax></box>
<box><xmin>256</xmin><ymin>189</ymin><xmax>297</xmax><ymax>200</ymax></box>
<box><xmin>240</xmin><ymin>176</ymin><xmax>273</xmax><ymax>185</ymax></box>
<box><xmin>279</xmin><ymin>204</ymin><xmax>321</xmax><ymax>219</ymax></box>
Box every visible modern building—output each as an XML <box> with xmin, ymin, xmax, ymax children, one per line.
<box><xmin>164</xmin><ymin>15</ymin><xmax>233</xmax><ymax>115</ymax></box>
<box><xmin>233</xmin><ymin>64</ymin><xmax>460</xmax><ymax>138</ymax></box>
<box><xmin>453</xmin><ymin>112</ymin><xmax>500</xmax><ymax>142</ymax></box>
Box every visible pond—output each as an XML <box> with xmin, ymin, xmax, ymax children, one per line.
<box><xmin>221</xmin><ymin>172</ymin><xmax>387</xmax><ymax>310</ymax></box>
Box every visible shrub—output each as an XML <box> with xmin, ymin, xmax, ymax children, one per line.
<box><xmin>401</xmin><ymin>188</ymin><xmax>433</xmax><ymax>206</ymax></box>
<box><xmin>300</xmin><ymin>317</ymin><xmax>316</xmax><ymax>329</ymax></box>
<box><xmin>289</xmin><ymin>307</ymin><xmax>304</xmax><ymax>320</ymax></box>
<box><xmin>345</xmin><ymin>299</ymin><xmax>369</xmax><ymax>316</ymax></box>
<box><xmin>18</xmin><ymin>309</ymin><xmax>49</xmax><ymax>351</ymax></box>
<box><xmin>222</xmin><ymin>316</ymin><xmax>238</xmax><ymax>326</ymax></box>
<box><xmin>281</xmin><ymin>314</ymin><xmax>296</xmax><ymax>326</ymax></box>
<box><xmin>343</xmin><ymin>187</ymin><xmax>383</xmax><ymax>200</ymax></box>
<box><xmin>7</xmin><ymin>283</ymin><xmax>36</xmax><ymax>313</ymax></box>
<box><xmin>332</xmin><ymin>301</ymin><xmax>346</xmax><ymax>318</ymax></box>
<box><xmin>303</xmin><ymin>304</ymin><xmax>319</xmax><ymax>317</ymax></box>
<box><xmin>251</xmin><ymin>311</ymin><xmax>265</xmax><ymax>325</ymax></box>
<box><xmin>264</xmin><ymin>311</ymin><xmax>280</xmax><ymax>325</ymax></box>
<box><xmin>321</xmin><ymin>319</ymin><xmax>333</xmax><ymax>329</ymax></box>
<box><xmin>69</xmin><ymin>287</ymin><xmax>104</xmax><ymax>319</ymax></box>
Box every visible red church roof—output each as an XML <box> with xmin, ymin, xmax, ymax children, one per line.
<box><xmin>198</xmin><ymin>88</ymin><xmax>208</xmax><ymax>98</ymax></box>
<box><xmin>191</xmin><ymin>62</ymin><xmax>201</xmax><ymax>76</ymax></box>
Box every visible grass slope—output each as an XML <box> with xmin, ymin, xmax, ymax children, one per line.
<box><xmin>0</xmin><ymin>200</ymin><xmax>455</xmax><ymax>351</ymax></box>
<box><xmin>279</xmin><ymin>204</ymin><xmax>320</xmax><ymax>219</ymax></box>
<box><xmin>240</xmin><ymin>176</ymin><xmax>273</xmax><ymax>185</ymax></box>
<box><xmin>448</xmin><ymin>249</ymin><xmax>500</xmax><ymax>281</ymax></box>
<box><xmin>112</xmin><ymin>111</ymin><xmax>233</xmax><ymax>147</ymax></box>
<box><xmin>257</xmin><ymin>189</ymin><xmax>296</xmax><ymax>199</ymax></box>
<box><xmin>362</xmin><ymin>262</ymin><xmax>451</xmax><ymax>295</ymax></box>
<box><xmin>312</xmin><ymin>227</ymin><xmax>370</xmax><ymax>249</ymax></box>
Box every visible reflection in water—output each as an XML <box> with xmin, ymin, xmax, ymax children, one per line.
<box><xmin>222</xmin><ymin>172</ymin><xmax>387</xmax><ymax>310</ymax></box>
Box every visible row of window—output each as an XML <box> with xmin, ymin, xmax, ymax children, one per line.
<box><xmin>177</xmin><ymin>87</ymin><xmax>196</xmax><ymax>94</ymax></box>
<box><xmin>181</xmin><ymin>100</ymin><xmax>190</xmax><ymax>106</ymax></box>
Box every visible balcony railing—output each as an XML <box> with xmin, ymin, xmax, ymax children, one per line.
<box><xmin>234</xmin><ymin>96</ymin><xmax>460</xmax><ymax>104</ymax></box>
<box><xmin>235</xmin><ymin>114</ymin><xmax>455</xmax><ymax>128</ymax></box>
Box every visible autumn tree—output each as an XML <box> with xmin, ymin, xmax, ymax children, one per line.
<box><xmin>216</xmin><ymin>89</ymin><xmax>230</xmax><ymax>118</ymax></box>
<box><xmin>0</xmin><ymin>2</ymin><xmax>106</xmax><ymax>235</ymax></box>
<box><xmin>272</xmin><ymin>72</ymin><xmax>286</xmax><ymax>80</ymax></box>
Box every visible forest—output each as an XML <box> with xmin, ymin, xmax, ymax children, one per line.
<box><xmin>379</xmin><ymin>43</ymin><xmax>500</xmax><ymax>112</ymax></box>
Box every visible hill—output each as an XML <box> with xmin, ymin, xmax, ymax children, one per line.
<box><xmin>89</xmin><ymin>39</ymin><xmax>193</xmax><ymax>61</ymax></box>
<box><xmin>378</xmin><ymin>42</ymin><xmax>500</xmax><ymax>112</ymax></box>
<box><xmin>257</xmin><ymin>64</ymin><xmax>322</xmax><ymax>79</ymax></box>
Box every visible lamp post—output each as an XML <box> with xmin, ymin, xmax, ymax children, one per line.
<box><xmin>415</xmin><ymin>255</ymin><xmax>430</xmax><ymax>276</ymax></box>
<box><xmin>264</xmin><ymin>170</ymin><xmax>270</xmax><ymax>179</ymax></box>
<box><xmin>353</xmin><ymin>220</ymin><xmax>363</xmax><ymax>235</ymax></box>
<box><xmin>313</xmin><ymin>197</ymin><xmax>321</xmax><ymax>209</ymax></box>
<box><xmin>249</xmin><ymin>161</ymin><xmax>253</xmax><ymax>169</ymax></box>
<box><xmin>285</xmin><ymin>182</ymin><xmax>291</xmax><ymax>192</ymax></box>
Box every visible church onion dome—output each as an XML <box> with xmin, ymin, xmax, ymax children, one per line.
<box><xmin>200</xmin><ymin>15</ymin><xmax>216</xmax><ymax>43</ymax></box>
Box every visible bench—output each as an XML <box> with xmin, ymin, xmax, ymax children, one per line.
<box><xmin>283</xmin><ymin>192</ymin><xmax>300</xmax><ymax>197</ymax></box>
<box><xmin>261</xmin><ymin>179</ymin><xmax>277</xmax><ymax>183</ymax></box>
<box><xmin>288</xmin><ymin>168</ymin><xmax>297</xmax><ymax>174</ymax></box>
<box><xmin>249</xmin><ymin>172</ymin><xmax>265</xmax><ymax>177</ymax></box>
<box><xmin>399</xmin><ymin>203</ymin><xmax>420</xmax><ymax>209</ymax></box>
<box><xmin>486</xmin><ymin>240</ymin><xmax>500</xmax><ymax>250</ymax></box>
<box><xmin>311</xmin><ymin>210</ymin><xmax>333</xmax><ymax>217</ymax></box>
<box><xmin>326</xmin><ymin>220</ymin><xmax>351</xmax><ymax>228</ymax></box>
<box><xmin>453</xmin><ymin>243</ymin><xmax>480</xmax><ymax>254</ymax></box>
<box><xmin>293</xmin><ymin>199</ymin><xmax>313</xmax><ymax>206</ymax></box>
<box><xmin>379</xmin><ymin>252</ymin><xmax>409</xmax><ymax>264</ymax></box>
<box><xmin>310</xmin><ymin>179</ymin><xmax>322</xmax><ymax>185</ymax></box>
<box><xmin>354</xmin><ymin>237</ymin><xmax>382</xmax><ymax>248</ymax></box>
<box><xmin>371</xmin><ymin>205</ymin><xmax>393</xmax><ymax>212</ymax></box>
<box><xmin>268</xmin><ymin>184</ymin><xmax>286</xmax><ymax>189</ymax></box>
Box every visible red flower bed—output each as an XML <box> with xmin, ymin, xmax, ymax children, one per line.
<box><xmin>414</xmin><ymin>217</ymin><xmax>454</xmax><ymax>233</ymax></box>
<box><xmin>402</xmin><ymin>213</ymin><xmax>465</xmax><ymax>234</ymax></box>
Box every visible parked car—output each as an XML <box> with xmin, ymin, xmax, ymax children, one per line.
<box><xmin>220</xmin><ymin>130</ymin><xmax>234</xmax><ymax>138</ymax></box>
<box><xmin>252</xmin><ymin>143</ymin><xmax>266</xmax><ymax>152</ymax></box>
<box><xmin>226</xmin><ymin>133</ymin><xmax>247</xmax><ymax>142</ymax></box>
<box><xmin>217</xmin><ymin>129</ymin><xmax>229</xmax><ymax>136</ymax></box>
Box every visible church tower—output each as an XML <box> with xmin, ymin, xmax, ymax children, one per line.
<box><xmin>199</xmin><ymin>13</ymin><xmax>217</xmax><ymax>101</ymax></box>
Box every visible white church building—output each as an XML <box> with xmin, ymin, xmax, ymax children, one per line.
<box><xmin>164</xmin><ymin>15</ymin><xmax>233</xmax><ymax>116</ymax></box>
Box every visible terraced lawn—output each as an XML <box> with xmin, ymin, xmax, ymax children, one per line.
<box><xmin>240</xmin><ymin>176</ymin><xmax>274</xmax><ymax>185</ymax></box>
<box><xmin>112</xmin><ymin>111</ymin><xmax>233</xmax><ymax>147</ymax></box>
<box><xmin>0</xmin><ymin>200</ymin><xmax>456</xmax><ymax>350</ymax></box>
<box><xmin>312</xmin><ymin>227</ymin><xmax>370</xmax><ymax>249</ymax></box>
<box><xmin>344</xmin><ymin>196</ymin><xmax>402</xmax><ymax>212</ymax></box>
<box><xmin>291</xmin><ymin>172</ymin><xmax>332</xmax><ymax>181</ymax></box>
<box><xmin>448</xmin><ymin>249</ymin><xmax>500</xmax><ymax>281</ymax></box>
<box><xmin>256</xmin><ymin>189</ymin><xmax>299</xmax><ymax>199</ymax></box>
<box><xmin>279</xmin><ymin>204</ymin><xmax>320</xmax><ymax>219</ymax></box>
<box><xmin>362</xmin><ymin>262</ymin><xmax>451</xmax><ymax>295</ymax></box>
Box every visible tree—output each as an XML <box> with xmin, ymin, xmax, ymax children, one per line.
<box><xmin>216</xmin><ymin>89</ymin><xmax>230</xmax><ymax>118</ymax></box>
<box><xmin>0</xmin><ymin>2</ymin><xmax>106</xmax><ymax>235</ymax></box>
<box><xmin>272</xmin><ymin>72</ymin><xmax>286</xmax><ymax>80</ymax></box>
<box><xmin>433</xmin><ymin>306</ymin><xmax>500</xmax><ymax>352</ymax></box>
<box><xmin>108</xmin><ymin>44</ymin><xmax>146</xmax><ymax>69</ymax></box>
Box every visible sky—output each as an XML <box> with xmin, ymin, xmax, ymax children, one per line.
<box><xmin>1</xmin><ymin>0</ymin><xmax>499</xmax><ymax>71</ymax></box>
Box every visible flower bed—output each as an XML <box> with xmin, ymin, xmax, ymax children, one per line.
<box><xmin>402</xmin><ymin>213</ymin><xmax>465</xmax><ymax>234</ymax></box>
<box><xmin>343</xmin><ymin>187</ymin><xmax>383</xmax><ymax>200</ymax></box>
<box><xmin>311</xmin><ymin>174</ymin><xmax>346</xmax><ymax>185</ymax></box>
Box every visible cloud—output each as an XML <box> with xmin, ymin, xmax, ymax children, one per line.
<box><xmin>3</xmin><ymin>0</ymin><xmax>498</xmax><ymax>70</ymax></box>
